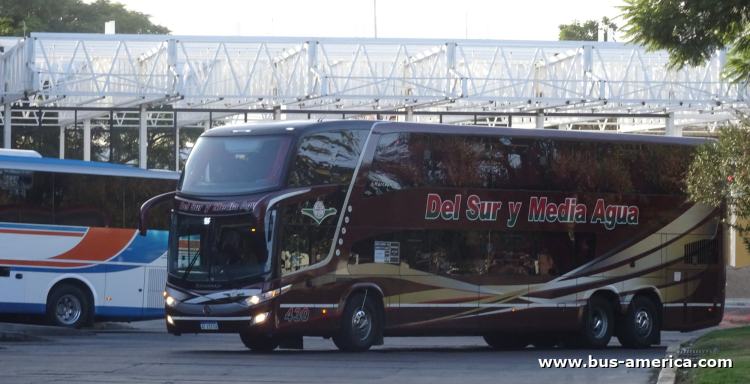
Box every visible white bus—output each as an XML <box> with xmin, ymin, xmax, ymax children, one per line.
<box><xmin>0</xmin><ymin>151</ymin><xmax>178</xmax><ymax>328</ymax></box>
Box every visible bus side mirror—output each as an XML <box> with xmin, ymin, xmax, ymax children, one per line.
<box><xmin>139</xmin><ymin>191</ymin><xmax>177</xmax><ymax>236</ymax></box>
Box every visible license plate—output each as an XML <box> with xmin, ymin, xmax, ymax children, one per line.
<box><xmin>200</xmin><ymin>321</ymin><xmax>219</xmax><ymax>331</ymax></box>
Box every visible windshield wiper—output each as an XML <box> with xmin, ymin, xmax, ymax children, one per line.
<box><xmin>182</xmin><ymin>248</ymin><xmax>202</xmax><ymax>282</ymax></box>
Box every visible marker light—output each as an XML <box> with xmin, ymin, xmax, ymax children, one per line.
<box><xmin>166</xmin><ymin>296</ymin><xmax>176</xmax><ymax>306</ymax></box>
<box><xmin>167</xmin><ymin>315</ymin><xmax>174</xmax><ymax>325</ymax></box>
<box><xmin>163</xmin><ymin>291</ymin><xmax>167</xmax><ymax>297</ymax></box>
<box><xmin>254</xmin><ymin>313</ymin><xmax>267</xmax><ymax>324</ymax></box>
<box><xmin>251</xmin><ymin>228</ymin><xmax>256</xmax><ymax>232</ymax></box>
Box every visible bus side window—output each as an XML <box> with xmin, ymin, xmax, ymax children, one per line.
<box><xmin>365</xmin><ymin>132</ymin><xmax>429</xmax><ymax>196</ymax></box>
<box><xmin>0</xmin><ymin>170</ymin><xmax>54</xmax><ymax>224</ymax></box>
<box><xmin>278</xmin><ymin>225</ymin><xmax>335</xmax><ymax>275</ymax></box>
<box><xmin>287</xmin><ymin>130</ymin><xmax>368</xmax><ymax>187</ymax></box>
<box><xmin>54</xmin><ymin>173</ymin><xmax>120</xmax><ymax>228</ymax></box>
<box><xmin>431</xmin><ymin>135</ymin><xmax>490</xmax><ymax>188</ymax></box>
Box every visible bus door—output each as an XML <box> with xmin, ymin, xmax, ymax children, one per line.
<box><xmin>276</xmin><ymin>214</ymin><xmax>337</xmax><ymax>332</ymax></box>
<box><xmin>665</xmin><ymin>234</ymin><xmax>722</xmax><ymax>329</ymax></box>
<box><xmin>0</xmin><ymin>266</ymin><xmax>25</xmax><ymax>312</ymax></box>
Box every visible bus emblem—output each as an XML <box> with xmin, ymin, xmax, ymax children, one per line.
<box><xmin>301</xmin><ymin>201</ymin><xmax>337</xmax><ymax>225</ymax></box>
<box><xmin>203</xmin><ymin>305</ymin><xmax>211</xmax><ymax>314</ymax></box>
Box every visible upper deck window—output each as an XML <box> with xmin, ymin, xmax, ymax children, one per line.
<box><xmin>287</xmin><ymin>130</ymin><xmax>369</xmax><ymax>187</ymax></box>
<box><xmin>180</xmin><ymin>135</ymin><xmax>292</xmax><ymax>196</ymax></box>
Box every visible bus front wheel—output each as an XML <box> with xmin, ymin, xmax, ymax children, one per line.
<box><xmin>333</xmin><ymin>292</ymin><xmax>381</xmax><ymax>352</ymax></box>
<box><xmin>617</xmin><ymin>296</ymin><xmax>659</xmax><ymax>349</ymax></box>
<box><xmin>46</xmin><ymin>284</ymin><xmax>90</xmax><ymax>329</ymax></box>
<box><xmin>239</xmin><ymin>333</ymin><xmax>282</xmax><ymax>352</ymax></box>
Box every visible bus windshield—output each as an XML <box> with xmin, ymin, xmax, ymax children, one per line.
<box><xmin>179</xmin><ymin>135</ymin><xmax>292</xmax><ymax>196</ymax></box>
<box><xmin>169</xmin><ymin>213</ymin><xmax>271</xmax><ymax>282</ymax></box>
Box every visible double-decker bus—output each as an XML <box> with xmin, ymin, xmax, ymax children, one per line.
<box><xmin>145</xmin><ymin>120</ymin><xmax>724</xmax><ymax>352</ymax></box>
<box><xmin>0</xmin><ymin>151</ymin><xmax>178</xmax><ymax>328</ymax></box>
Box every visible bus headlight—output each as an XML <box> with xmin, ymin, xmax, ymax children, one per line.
<box><xmin>241</xmin><ymin>285</ymin><xmax>291</xmax><ymax>306</ymax></box>
<box><xmin>165</xmin><ymin>296</ymin><xmax>177</xmax><ymax>306</ymax></box>
<box><xmin>254</xmin><ymin>313</ymin><xmax>268</xmax><ymax>324</ymax></box>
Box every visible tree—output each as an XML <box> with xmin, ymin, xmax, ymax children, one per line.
<box><xmin>685</xmin><ymin>125</ymin><xmax>750</xmax><ymax>248</ymax></box>
<box><xmin>0</xmin><ymin>0</ymin><xmax>169</xmax><ymax>36</ymax></box>
<box><xmin>558</xmin><ymin>17</ymin><xmax>617</xmax><ymax>41</ymax></box>
<box><xmin>620</xmin><ymin>0</ymin><xmax>750</xmax><ymax>85</ymax></box>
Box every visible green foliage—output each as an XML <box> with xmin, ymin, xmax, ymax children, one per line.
<box><xmin>620</xmin><ymin>0</ymin><xmax>750</xmax><ymax>85</ymax></box>
<box><xmin>0</xmin><ymin>0</ymin><xmax>169</xmax><ymax>36</ymax></box>
<box><xmin>685</xmin><ymin>125</ymin><xmax>750</xmax><ymax>239</ymax></box>
<box><xmin>558</xmin><ymin>17</ymin><xmax>617</xmax><ymax>41</ymax></box>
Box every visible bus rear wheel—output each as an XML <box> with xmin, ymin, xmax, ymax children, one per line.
<box><xmin>332</xmin><ymin>292</ymin><xmax>381</xmax><ymax>352</ymax></box>
<box><xmin>239</xmin><ymin>333</ymin><xmax>282</xmax><ymax>352</ymax></box>
<box><xmin>617</xmin><ymin>296</ymin><xmax>659</xmax><ymax>349</ymax></box>
<box><xmin>579</xmin><ymin>296</ymin><xmax>614</xmax><ymax>349</ymax></box>
<box><xmin>46</xmin><ymin>284</ymin><xmax>90</xmax><ymax>329</ymax></box>
<box><xmin>483</xmin><ymin>334</ymin><xmax>529</xmax><ymax>350</ymax></box>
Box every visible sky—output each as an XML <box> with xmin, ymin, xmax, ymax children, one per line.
<box><xmin>111</xmin><ymin>0</ymin><xmax>627</xmax><ymax>41</ymax></box>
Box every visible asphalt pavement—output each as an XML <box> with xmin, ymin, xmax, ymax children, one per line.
<box><xmin>0</xmin><ymin>320</ymin><xmax>711</xmax><ymax>384</ymax></box>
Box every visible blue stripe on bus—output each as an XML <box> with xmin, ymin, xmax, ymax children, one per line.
<box><xmin>95</xmin><ymin>306</ymin><xmax>165</xmax><ymax>319</ymax></box>
<box><xmin>0</xmin><ymin>222</ymin><xmax>88</xmax><ymax>233</ymax></box>
<box><xmin>0</xmin><ymin>303</ymin><xmax>164</xmax><ymax>319</ymax></box>
<box><xmin>0</xmin><ymin>302</ymin><xmax>46</xmax><ymax>314</ymax></box>
<box><xmin>114</xmin><ymin>230</ymin><xmax>170</xmax><ymax>264</ymax></box>
<box><xmin>9</xmin><ymin>263</ymin><xmax>143</xmax><ymax>274</ymax></box>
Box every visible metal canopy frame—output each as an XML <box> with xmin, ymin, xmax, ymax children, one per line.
<box><xmin>0</xmin><ymin>33</ymin><xmax>747</xmax><ymax>166</ymax></box>
<box><xmin>0</xmin><ymin>33</ymin><xmax>744</xmax><ymax>130</ymax></box>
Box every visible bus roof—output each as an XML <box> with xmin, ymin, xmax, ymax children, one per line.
<box><xmin>202</xmin><ymin>120</ymin><xmax>708</xmax><ymax>146</ymax></box>
<box><xmin>0</xmin><ymin>156</ymin><xmax>180</xmax><ymax>180</ymax></box>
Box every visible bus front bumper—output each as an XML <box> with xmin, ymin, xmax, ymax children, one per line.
<box><xmin>165</xmin><ymin>305</ymin><xmax>275</xmax><ymax>334</ymax></box>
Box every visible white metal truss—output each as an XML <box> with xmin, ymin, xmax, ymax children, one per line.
<box><xmin>2</xmin><ymin>33</ymin><xmax>749</xmax><ymax>132</ymax></box>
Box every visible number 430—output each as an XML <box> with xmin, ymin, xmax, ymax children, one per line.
<box><xmin>284</xmin><ymin>307</ymin><xmax>310</xmax><ymax>322</ymax></box>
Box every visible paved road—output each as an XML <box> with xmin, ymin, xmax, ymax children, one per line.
<box><xmin>0</xmin><ymin>324</ymin><xmax>709</xmax><ymax>384</ymax></box>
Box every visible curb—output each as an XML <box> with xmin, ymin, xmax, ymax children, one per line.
<box><xmin>656</xmin><ymin>342</ymin><xmax>681</xmax><ymax>384</ymax></box>
<box><xmin>0</xmin><ymin>322</ymin><xmax>94</xmax><ymax>338</ymax></box>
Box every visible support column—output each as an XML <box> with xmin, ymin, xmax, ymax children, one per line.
<box><xmin>174</xmin><ymin>113</ymin><xmax>180</xmax><ymax>172</ymax></box>
<box><xmin>139</xmin><ymin>105</ymin><xmax>148</xmax><ymax>169</ymax></box>
<box><xmin>204</xmin><ymin>119</ymin><xmax>211</xmax><ymax>132</ymax></box>
<box><xmin>59</xmin><ymin>126</ymin><xmax>65</xmax><ymax>159</ymax></box>
<box><xmin>405</xmin><ymin>106</ymin><xmax>413</xmax><ymax>122</ymax></box>
<box><xmin>3</xmin><ymin>104</ymin><xmax>10</xmax><ymax>149</ymax></box>
<box><xmin>273</xmin><ymin>106</ymin><xmax>282</xmax><ymax>120</ymax></box>
<box><xmin>83</xmin><ymin>119</ymin><xmax>91</xmax><ymax>161</ymax></box>
<box><xmin>535</xmin><ymin>111</ymin><xmax>545</xmax><ymax>129</ymax></box>
<box><xmin>665</xmin><ymin>112</ymin><xmax>681</xmax><ymax>136</ymax></box>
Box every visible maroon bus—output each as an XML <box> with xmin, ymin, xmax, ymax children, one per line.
<box><xmin>140</xmin><ymin>120</ymin><xmax>725</xmax><ymax>352</ymax></box>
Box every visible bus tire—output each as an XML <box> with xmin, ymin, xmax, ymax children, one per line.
<box><xmin>617</xmin><ymin>296</ymin><xmax>659</xmax><ymax>349</ymax></box>
<box><xmin>483</xmin><ymin>334</ymin><xmax>529</xmax><ymax>350</ymax></box>
<box><xmin>332</xmin><ymin>292</ymin><xmax>380</xmax><ymax>352</ymax></box>
<box><xmin>239</xmin><ymin>333</ymin><xmax>282</xmax><ymax>352</ymax></box>
<box><xmin>579</xmin><ymin>296</ymin><xmax>614</xmax><ymax>349</ymax></box>
<box><xmin>46</xmin><ymin>284</ymin><xmax>90</xmax><ymax>329</ymax></box>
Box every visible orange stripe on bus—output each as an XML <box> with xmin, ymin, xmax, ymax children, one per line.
<box><xmin>50</xmin><ymin>228</ymin><xmax>135</xmax><ymax>262</ymax></box>
<box><xmin>0</xmin><ymin>259</ymin><xmax>89</xmax><ymax>268</ymax></box>
<box><xmin>0</xmin><ymin>229</ymin><xmax>85</xmax><ymax>237</ymax></box>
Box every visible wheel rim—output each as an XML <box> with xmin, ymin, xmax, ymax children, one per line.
<box><xmin>589</xmin><ymin>306</ymin><xmax>608</xmax><ymax>340</ymax></box>
<box><xmin>351</xmin><ymin>308</ymin><xmax>371</xmax><ymax>341</ymax></box>
<box><xmin>634</xmin><ymin>307</ymin><xmax>652</xmax><ymax>337</ymax></box>
<box><xmin>55</xmin><ymin>294</ymin><xmax>81</xmax><ymax>325</ymax></box>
